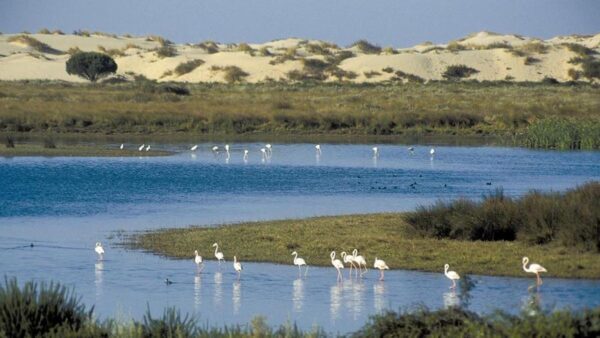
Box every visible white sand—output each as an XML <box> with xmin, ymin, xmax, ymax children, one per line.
<box><xmin>0</xmin><ymin>31</ymin><xmax>598</xmax><ymax>83</ymax></box>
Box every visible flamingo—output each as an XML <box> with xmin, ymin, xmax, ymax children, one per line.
<box><xmin>315</xmin><ymin>144</ymin><xmax>321</xmax><ymax>155</ymax></box>
<box><xmin>138</xmin><ymin>144</ymin><xmax>145</xmax><ymax>151</ymax></box>
<box><xmin>243</xmin><ymin>149</ymin><xmax>249</xmax><ymax>161</ymax></box>
<box><xmin>190</xmin><ymin>145</ymin><xmax>198</xmax><ymax>151</ymax></box>
<box><xmin>145</xmin><ymin>145</ymin><xmax>151</xmax><ymax>152</ymax></box>
<box><xmin>330</xmin><ymin>251</ymin><xmax>344</xmax><ymax>282</ymax></box>
<box><xmin>430</xmin><ymin>148</ymin><xmax>435</xmax><ymax>156</ymax></box>
<box><xmin>194</xmin><ymin>250</ymin><xmax>203</xmax><ymax>269</ymax></box>
<box><xmin>291</xmin><ymin>251</ymin><xmax>308</xmax><ymax>277</ymax></box>
<box><xmin>374</xmin><ymin>257</ymin><xmax>389</xmax><ymax>281</ymax></box>
<box><xmin>260</xmin><ymin>148</ymin><xmax>267</xmax><ymax>161</ymax></box>
<box><xmin>225</xmin><ymin>144</ymin><xmax>230</xmax><ymax>158</ymax></box>
<box><xmin>212</xmin><ymin>146</ymin><xmax>219</xmax><ymax>153</ymax></box>
<box><xmin>408</xmin><ymin>146</ymin><xmax>414</xmax><ymax>153</ymax></box>
<box><xmin>372</xmin><ymin>147</ymin><xmax>379</xmax><ymax>158</ymax></box>
<box><xmin>213</xmin><ymin>243</ymin><xmax>225</xmax><ymax>265</ymax></box>
<box><xmin>120</xmin><ymin>144</ymin><xmax>124</xmax><ymax>150</ymax></box>
<box><xmin>265</xmin><ymin>144</ymin><xmax>272</xmax><ymax>156</ymax></box>
<box><xmin>352</xmin><ymin>249</ymin><xmax>368</xmax><ymax>276</ymax></box>
<box><xmin>94</xmin><ymin>242</ymin><xmax>104</xmax><ymax>260</ymax></box>
<box><xmin>233</xmin><ymin>256</ymin><xmax>243</xmax><ymax>279</ymax></box>
<box><xmin>522</xmin><ymin>257</ymin><xmax>547</xmax><ymax>285</ymax></box>
<box><xmin>444</xmin><ymin>264</ymin><xmax>460</xmax><ymax>289</ymax></box>
<box><xmin>341</xmin><ymin>251</ymin><xmax>357</xmax><ymax>278</ymax></box>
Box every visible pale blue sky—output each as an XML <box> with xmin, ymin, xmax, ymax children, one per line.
<box><xmin>1</xmin><ymin>0</ymin><xmax>598</xmax><ymax>47</ymax></box>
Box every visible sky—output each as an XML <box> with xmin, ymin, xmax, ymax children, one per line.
<box><xmin>1</xmin><ymin>0</ymin><xmax>598</xmax><ymax>47</ymax></box>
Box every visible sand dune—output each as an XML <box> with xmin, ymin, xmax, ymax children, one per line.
<box><xmin>0</xmin><ymin>31</ymin><xmax>598</xmax><ymax>83</ymax></box>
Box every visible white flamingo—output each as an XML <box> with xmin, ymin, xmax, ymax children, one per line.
<box><xmin>213</xmin><ymin>243</ymin><xmax>225</xmax><ymax>265</ymax></box>
<box><xmin>430</xmin><ymin>147</ymin><xmax>435</xmax><ymax>156</ymax></box>
<box><xmin>190</xmin><ymin>145</ymin><xmax>198</xmax><ymax>151</ymax></box>
<box><xmin>138</xmin><ymin>144</ymin><xmax>145</xmax><ymax>151</ymax></box>
<box><xmin>372</xmin><ymin>147</ymin><xmax>379</xmax><ymax>158</ymax></box>
<box><xmin>260</xmin><ymin>148</ymin><xmax>267</xmax><ymax>161</ymax></box>
<box><xmin>233</xmin><ymin>256</ymin><xmax>243</xmax><ymax>279</ymax></box>
<box><xmin>94</xmin><ymin>242</ymin><xmax>104</xmax><ymax>260</ymax></box>
<box><xmin>291</xmin><ymin>251</ymin><xmax>308</xmax><ymax>276</ymax></box>
<box><xmin>212</xmin><ymin>146</ymin><xmax>219</xmax><ymax>153</ymax></box>
<box><xmin>120</xmin><ymin>144</ymin><xmax>124</xmax><ymax>150</ymax></box>
<box><xmin>243</xmin><ymin>149</ymin><xmax>249</xmax><ymax>161</ymax></box>
<box><xmin>145</xmin><ymin>145</ymin><xmax>151</xmax><ymax>152</ymax></box>
<box><xmin>374</xmin><ymin>257</ymin><xmax>389</xmax><ymax>281</ymax></box>
<box><xmin>444</xmin><ymin>264</ymin><xmax>460</xmax><ymax>289</ymax></box>
<box><xmin>522</xmin><ymin>257</ymin><xmax>547</xmax><ymax>285</ymax></box>
<box><xmin>330</xmin><ymin>251</ymin><xmax>344</xmax><ymax>282</ymax></box>
<box><xmin>352</xmin><ymin>249</ymin><xmax>368</xmax><ymax>276</ymax></box>
<box><xmin>408</xmin><ymin>146</ymin><xmax>414</xmax><ymax>153</ymax></box>
<box><xmin>194</xmin><ymin>250</ymin><xmax>203</xmax><ymax>270</ymax></box>
<box><xmin>225</xmin><ymin>144</ymin><xmax>230</xmax><ymax>158</ymax></box>
<box><xmin>265</xmin><ymin>144</ymin><xmax>272</xmax><ymax>157</ymax></box>
<box><xmin>315</xmin><ymin>144</ymin><xmax>321</xmax><ymax>155</ymax></box>
<box><xmin>341</xmin><ymin>251</ymin><xmax>357</xmax><ymax>278</ymax></box>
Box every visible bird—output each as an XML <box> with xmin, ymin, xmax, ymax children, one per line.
<box><xmin>94</xmin><ymin>242</ymin><xmax>104</xmax><ymax>260</ymax></box>
<box><xmin>120</xmin><ymin>144</ymin><xmax>124</xmax><ymax>150</ymax></box>
<box><xmin>213</xmin><ymin>243</ymin><xmax>225</xmax><ymax>265</ymax></box>
<box><xmin>265</xmin><ymin>144</ymin><xmax>272</xmax><ymax>156</ymax></box>
<box><xmin>260</xmin><ymin>148</ymin><xmax>267</xmax><ymax>161</ymax></box>
<box><xmin>138</xmin><ymin>144</ymin><xmax>145</xmax><ymax>151</ymax></box>
<box><xmin>225</xmin><ymin>144</ymin><xmax>230</xmax><ymax>158</ymax></box>
<box><xmin>430</xmin><ymin>148</ymin><xmax>435</xmax><ymax>156</ymax></box>
<box><xmin>341</xmin><ymin>251</ymin><xmax>357</xmax><ymax>278</ymax></box>
<box><xmin>330</xmin><ymin>251</ymin><xmax>344</xmax><ymax>282</ymax></box>
<box><xmin>352</xmin><ymin>249</ymin><xmax>368</xmax><ymax>276</ymax></box>
<box><xmin>212</xmin><ymin>146</ymin><xmax>219</xmax><ymax>152</ymax></box>
<box><xmin>194</xmin><ymin>250</ymin><xmax>203</xmax><ymax>269</ymax></box>
<box><xmin>522</xmin><ymin>257</ymin><xmax>547</xmax><ymax>285</ymax></box>
<box><xmin>233</xmin><ymin>256</ymin><xmax>243</xmax><ymax>279</ymax></box>
<box><xmin>190</xmin><ymin>145</ymin><xmax>198</xmax><ymax>151</ymax></box>
<box><xmin>315</xmin><ymin>144</ymin><xmax>321</xmax><ymax>155</ymax></box>
<box><xmin>408</xmin><ymin>146</ymin><xmax>414</xmax><ymax>153</ymax></box>
<box><xmin>145</xmin><ymin>145</ymin><xmax>151</xmax><ymax>152</ymax></box>
<box><xmin>164</xmin><ymin>278</ymin><xmax>173</xmax><ymax>285</ymax></box>
<box><xmin>372</xmin><ymin>147</ymin><xmax>379</xmax><ymax>158</ymax></box>
<box><xmin>374</xmin><ymin>258</ymin><xmax>389</xmax><ymax>281</ymax></box>
<box><xmin>291</xmin><ymin>251</ymin><xmax>308</xmax><ymax>277</ymax></box>
<box><xmin>243</xmin><ymin>149</ymin><xmax>249</xmax><ymax>161</ymax></box>
<box><xmin>444</xmin><ymin>264</ymin><xmax>460</xmax><ymax>289</ymax></box>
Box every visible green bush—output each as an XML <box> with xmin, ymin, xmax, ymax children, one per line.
<box><xmin>174</xmin><ymin>59</ymin><xmax>205</xmax><ymax>76</ymax></box>
<box><xmin>7</xmin><ymin>35</ymin><xmax>63</xmax><ymax>54</ymax></box>
<box><xmin>351</xmin><ymin>39</ymin><xmax>382</xmax><ymax>54</ymax></box>
<box><xmin>66</xmin><ymin>52</ymin><xmax>117</xmax><ymax>82</ymax></box>
<box><xmin>525</xmin><ymin>118</ymin><xmax>600</xmax><ymax>150</ymax></box>
<box><xmin>216</xmin><ymin>66</ymin><xmax>249</xmax><ymax>84</ymax></box>
<box><xmin>442</xmin><ymin>65</ymin><xmax>479</xmax><ymax>80</ymax></box>
<box><xmin>154</xmin><ymin>45</ymin><xmax>177</xmax><ymax>58</ymax></box>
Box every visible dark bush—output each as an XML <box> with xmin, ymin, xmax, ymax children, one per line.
<box><xmin>140</xmin><ymin>307</ymin><xmax>197</xmax><ymax>338</ymax></box>
<box><xmin>43</xmin><ymin>138</ymin><xmax>56</xmax><ymax>148</ymax></box>
<box><xmin>155</xmin><ymin>45</ymin><xmax>177</xmax><ymax>58</ymax></box>
<box><xmin>351</xmin><ymin>39</ymin><xmax>382</xmax><ymax>54</ymax></box>
<box><xmin>66</xmin><ymin>52</ymin><xmax>117</xmax><ymax>82</ymax></box>
<box><xmin>5</xmin><ymin>136</ymin><xmax>14</xmax><ymax>148</ymax></box>
<box><xmin>442</xmin><ymin>65</ymin><xmax>479</xmax><ymax>80</ymax></box>
<box><xmin>158</xmin><ymin>84</ymin><xmax>190</xmax><ymax>96</ymax></box>
<box><xmin>174</xmin><ymin>59</ymin><xmax>205</xmax><ymax>76</ymax></box>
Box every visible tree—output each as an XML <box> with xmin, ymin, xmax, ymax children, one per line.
<box><xmin>66</xmin><ymin>52</ymin><xmax>117</xmax><ymax>82</ymax></box>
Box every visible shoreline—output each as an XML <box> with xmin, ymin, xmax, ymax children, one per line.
<box><xmin>128</xmin><ymin>213</ymin><xmax>600</xmax><ymax>280</ymax></box>
<box><xmin>0</xmin><ymin>143</ymin><xmax>172</xmax><ymax>157</ymax></box>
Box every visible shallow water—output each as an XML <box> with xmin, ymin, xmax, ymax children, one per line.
<box><xmin>1</xmin><ymin>143</ymin><xmax>599</xmax><ymax>334</ymax></box>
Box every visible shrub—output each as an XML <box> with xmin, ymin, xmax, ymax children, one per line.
<box><xmin>485</xmin><ymin>42</ymin><xmax>512</xmax><ymax>49</ymax></box>
<box><xmin>97</xmin><ymin>46</ymin><xmax>125</xmax><ymax>57</ymax></box>
<box><xmin>442</xmin><ymin>65</ymin><xmax>479</xmax><ymax>80</ymax></box>
<box><xmin>364</xmin><ymin>71</ymin><xmax>381</xmax><ymax>78</ymax></box>
<box><xmin>447</xmin><ymin>41</ymin><xmax>466</xmax><ymax>52</ymax></box>
<box><xmin>325</xmin><ymin>50</ymin><xmax>355</xmax><ymax>65</ymax></box>
<box><xmin>581</xmin><ymin>58</ymin><xmax>600</xmax><ymax>79</ymax></box>
<box><xmin>195</xmin><ymin>40</ymin><xmax>219</xmax><ymax>54</ymax></box>
<box><xmin>562</xmin><ymin>43</ymin><xmax>596</xmax><ymax>57</ymax></box>
<box><xmin>524</xmin><ymin>56</ymin><xmax>540</xmax><ymax>65</ymax></box>
<box><xmin>351</xmin><ymin>39</ymin><xmax>382</xmax><ymax>54</ymax></box>
<box><xmin>154</xmin><ymin>45</ymin><xmax>177</xmax><ymax>58</ymax></box>
<box><xmin>43</xmin><ymin>138</ymin><xmax>56</xmax><ymax>148</ymax></box>
<box><xmin>73</xmin><ymin>29</ymin><xmax>90</xmax><ymax>37</ymax></box>
<box><xmin>140</xmin><ymin>307</ymin><xmax>197</xmax><ymax>338</ymax></box>
<box><xmin>5</xmin><ymin>136</ymin><xmax>14</xmax><ymax>148</ymax></box>
<box><xmin>381</xmin><ymin>67</ymin><xmax>394</xmax><ymax>73</ymax></box>
<box><xmin>236</xmin><ymin>42</ymin><xmax>254</xmax><ymax>55</ymax></box>
<box><xmin>520</xmin><ymin>41</ymin><xmax>549</xmax><ymax>54</ymax></box>
<box><xmin>541</xmin><ymin>76</ymin><xmax>559</xmax><ymax>84</ymax></box>
<box><xmin>158</xmin><ymin>84</ymin><xmax>190</xmax><ymax>96</ymax></box>
<box><xmin>269</xmin><ymin>47</ymin><xmax>298</xmax><ymax>65</ymax></box>
<box><xmin>38</xmin><ymin>28</ymin><xmax>51</xmax><ymax>34</ymax></box>
<box><xmin>51</xmin><ymin>29</ymin><xmax>64</xmax><ymax>35</ymax></box>
<box><xmin>258</xmin><ymin>46</ymin><xmax>272</xmax><ymax>56</ymax></box>
<box><xmin>0</xmin><ymin>278</ymin><xmax>92</xmax><ymax>337</ymax></box>
<box><xmin>66</xmin><ymin>52</ymin><xmax>118</xmax><ymax>82</ymax></box>
<box><xmin>382</xmin><ymin>46</ymin><xmax>398</xmax><ymax>54</ymax></box>
<box><xmin>66</xmin><ymin>46</ymin><xmax>81</xmax><ymax>55</ymax></box>
<box><xmin>393</xmin><ymin>70</ymin><xmax>425</xmax><ymax>83</ymax></box>
<box><xmin>305</xmin><ymin>43</ymin><xmax>331</xmax><ymax>56</ymax></box>
<box><xmin>7</xmin><ymin>35</ymin><xmax>63</xmax><ymax>54</ymax></box>
<box><xmin>215</xmin><ymin>66</ymin><xmax>249</xmax><ymax>83</ymax></box>
<box><xmin>174</xmin><ymin>59</ymin><xmax>205</xmax><ymax>76</ymax></box>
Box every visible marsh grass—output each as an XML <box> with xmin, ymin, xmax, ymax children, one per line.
<box><xmin>131</xmin><ymin>212</ymin><xmax>600</xmax><ymax>279</ymax></box>
<box><xmin>0</xmin><ymin>143</ymin><xmax>171</xmax><ymax>157</ymax></box>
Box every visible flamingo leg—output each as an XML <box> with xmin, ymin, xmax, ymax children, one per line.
<box><xmin>379</xmin><ymin>270</ymin><xmax>384</xmax><ymax>281</ymax></box>
<box><xmin>304</xmin><ymin>265</ymin><xmax>308</xmax><ymax>277</ymax></box>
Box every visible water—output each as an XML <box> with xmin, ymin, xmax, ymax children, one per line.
<box><xmin>1</xmin><ymin>143</ymin><xmax>599</xmax><ymax>334</ymax></box>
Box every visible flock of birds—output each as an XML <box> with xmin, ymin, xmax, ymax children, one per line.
<box><xmin>118</xmin><ymin>142</ymin><xmax>437</xmax><ymax>161</ymax></box>
<box><xmin>94</xmin><ymin>242</ymin><xmax>548</xmax><ymax>287</ymax></box>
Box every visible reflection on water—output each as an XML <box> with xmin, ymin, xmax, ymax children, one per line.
<box><xmin>94</xmin><ymin>261</ymin><xmax>103</xmax><ymax>300</ymax></box>
<box><xmin>193</xmin><ymin>274</ymin><xmax>201</xmax><ymax>310</ymax></box>
<box><xmin>330</xmin><ymin>283</ymin><xmax>342</xmax><ymax>322</ymax></box>
<box><xmin>373</xmin><ymin>282</ymin><xmax>385</xmax><ymax>313</ymax></box>
<box><xmin>522</xmin><ymin>289</ymin><xmax>542</xmax><ymax>316</ymax></box>
<box><xmin>292</xmin><ymin>278</ymin><xmax>304</xmax><ymax>313</ymax></box>
<box><xmin>443</xmin><ymin>291</ymin><xmax>460</xmax><ymax>309</ymax></box>
<box><xmin>214</xmin><ymin>272</ymin><xmax>223</xmax><ymax>308</ymax></box>
<box><xmin>232</xmin><ymin>281</ymin><xmax>241</xmax><ymax>315</ymax></box>
<box><xmin>348</xmin><ymin>280</ymin><xmax>366</xmax><ymax>320</ymax></box>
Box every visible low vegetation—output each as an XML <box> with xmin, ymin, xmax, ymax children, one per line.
<box><xmin>174</xmin><ymin>59</ymin><xmax>205</xmax><ymax>76</ymax></box>
<box><xmin>351</xmin><ymin>39</ymin><xmax>381</xmax><ymax>54</ymax></box>
<box><xmin>7</xmin><ymin>34</ymin><xmax>63</xmax><ymax>54</ymax></box>
<box><xmin>4</xmin><ymin>278</ymin><xmax>597</xmax><ymax>337</ymax></box>
<box><xmin>65</xmin><ymin>52</ymin><xmax>117</xmax><ymax>82</ymax></box>
<box><xmin>0</xmin><ymin>142</ymin><xmax>170</xmax><ymax>157</ymax></box>
<box><xmin>211</xmin><ymin>65</ymin><xmax>249</xmax><ymax>83</ymax></box>
<box><xmin>442</xmin><ymin>64</ymin><xmax>479</xmax><ymax>80</ymax></box>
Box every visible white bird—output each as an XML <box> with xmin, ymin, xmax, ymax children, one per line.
<box><xmin>225</xmin><ymin>144</ymin><xmax>230</xmax><ymax>155</ymax></box>
<box><xmin>408</xmin><ymin>146</ymin><xmax>414</xmax><ymax>153</ymax></box>
<box><xmin>330</xmin><ymin>251</ymin><xmax>344</xmax><ymax>282</ymax></box>
<box><xmin>291</xmin><ymin>251</ymin><xmax>308</xmax><ymax>276</ymax></box>
<box><xmin>213</xmin><ymin>243</ymin><xmax>225</xmax><ymax>265</ymax></box>
<box><xmin>352</xmin><ymin>249</ymin><xmax>368</xmax><ymax>276</ymax></box>
<box><xmin>522</xmin><ymin>257</ymin><xmax>547</xmax><ymax>285</ymax></box>
<box><xmin>138</xmin><ymin>144</ymin><xmax>145</xmax><ymax>151</ymax></box>
<box><xmin>315</xmin><ymin>144</ymin><xmax>321</xmax><ymax>155</ymax></box>
<box><xmin>341</xmin><ymin>251</ymin><xmax>357</xmax><ymax>278</ymax></box>
<box><xmin>145</xmin><ymin>145</ymin><xmax>151</xmax><ymax>152</ymax></box>
<box><xmin>194</xmin><ymin>250</ymin><xmax>203</xmax><ymax>269</ymax></box>
<box><xmin>260</xmin><ymin>148</ymin><xmax>267</xmax><ymax>161</ymax></box>
<box><xmin>265</xmin><ymin>144</ymin><xmax>272</xmax><ymax>156</ymax></box>
<box><xmin>233</xmin><ymin>256</ymin><xmax>243</xmax><ymax>279</ymax></box>
<box><xmin>243</xmin><ymin>149</ymin><xmax>249</xmax><ymax>161</ymax></box>
<box><xmin>430</xmin><ymin>148</ymin><xmax>435</xmax><ymax>156</ymax></box>
<box><xmin>120</xmin><ymin>144</ymin><xmax>124</xmax><ymax>150</ymax></box>
<box><xmin>190</xmin><ymin>145</ymin><xmax>198</xmax><ymax>151</ymax></box>
<box><xmin>374</xmin><ymin>257</ymin><xmax>389</xmax><ymax>281</ymax></box>
<box><xmin>372</xmin><ymin>147</ymin><xmax>379</xmax><ymax>158</ymax></box>
<box><xmin>212</xmin><ymin>146</ymin><xmax>219</xmax><ymax>152</ymax></box>
<box><xmin>95</xmin><ymin>242</ymin><xmax>104</xmax><ymax>260</ymax></box>
<box><xmin>444</xmin><ymin>264</ymin><xmax>460</xmax><ymax>289</ymax></box>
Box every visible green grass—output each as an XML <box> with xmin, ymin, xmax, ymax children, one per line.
<box><xmin>0</xmin><ymin>143</ymin><xmax>171</xmax><ymax>157</ymax></box>
<box><xmin>0</xmin><ymin>81</ymin><xmax>598</xmax><ymax>148</ymax></box>
<box><xmin>130</xmin><ymin>213</ymin><xmax>600</xmax><ymax>279</ymax></box>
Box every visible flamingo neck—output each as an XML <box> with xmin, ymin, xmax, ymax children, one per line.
<box><xmin>214</xmin><ymin>245</ymin><xmax>218</xmax><ymax>255</ymax></box>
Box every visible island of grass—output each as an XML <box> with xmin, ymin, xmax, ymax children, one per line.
<box><xmin>0</xmin><ymin>142</ymin><xmax>171</xmax><ymax>157</ymax></box>
<box><xmin>131</xmin><ymin>182</ymin><xmax>600</xmax><ymax>279</ymax></box>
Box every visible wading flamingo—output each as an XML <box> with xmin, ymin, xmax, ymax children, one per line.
<box><xmin>233</xmin><ymin>256</ymin><xmax>243</xmax><ymax>279</ymax></box>
<box><xmin>330</xmin><ymin>251</ymin><xmax>344</xmax><ymax>282</ymax></box>
<box><xmin>145</xmin><ymin>145</ymin><xmax>151</xmax><ymax>151</ymax></box>
<box><xmin>315</xmin><ymin>144</ymin><xmax>321</xmax><ymax>155</ymax></box>
<box><xmin>260</xmin><ymin>148</ymin><xmax>267</xmax><ymax>161</ymax></box>
<box><xmin>190</xmin><ymin>145</ymin><xmax>198</xmax><ymax>151</ymax></box>
<box><xmin>444</xmin><ymin>264</ymin><xmax>460</xmax><ymax>289</ymax></box>
<box><xmin>372</xmin><ymin>147</ymin><xmax>379</xmax><ymax>158</ymax></box>
<box><xmin>430</xmin><ymin>148</ymin><xmax>435</xmax><ymax>156</ymax></box>
<box><xmin>213</xmin><ymin>243</ymin><xmax>225</xmax><ymax>265</ymax></box>
<box><xmin>352</xmin><ymin>249</ymin><xmax>368</xmax><ymax>276</ymax></box>
<box><xmin>243</xmin><ymin>150</ymin><xmax>249</xmax><ymax>161</ymax></box>
<box><xmin>120</xmin><ymin>144</ymin><xmax>124</xmax><ymax>150</ymax></box>
<box><xmin>194</xmin><ymin>250</ymin><xmax>203</xmax><ymax>270</ymax></box>
<box><xmin>341</xmin><ymin>251</ymin><xmax>357</xmax><ymax>278</ymax></box>
<box><xmin>265</xmin><ymin>144</ymin><xmax>272</xmax><ymax>156</ymax></box>
<box><xmin>212</xmin><ymin>146</ymin><xmax>219</xmax><ymax>153</ymax></box>
<box><xmin>522</xmin><ymin>257</ymin><xmax>547</xmax><ymax>285</ymax></box>
<box><xmin>291</xmin><ymin>251</ymin><xmax>308</xmax><ymax>277</ymax></box>
<box><xmin>225</xmin><ymin>144</ymin><xmax>230</xmax><ymax>158</ymax></box>
<box><xmin>138</xmin><ymin>144</ymin><xmax>145</xmax><ymax>151</ymax></box>
<box><xmin>95</xmin><ymin>242</ymin><xmax>104</xmax><ymax>260</ymax></box>
<box><xmin>374</xmin><ymin>258</ymin><xmax>389</xmax><ymax>281</ymax></box>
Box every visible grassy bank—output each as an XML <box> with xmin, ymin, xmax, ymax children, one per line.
<box><xmin>1</xmin><ymin>80</ymin><xmax>599</xmax><ymax>149</ymax></box>
<box><xmin>0</xmin><ymin>143</ymin><xmax>171</xmax><ymax>157</ymax></box>
<box><xmin>2</xmin><ymin>278</ymin><xmax>599</xmax><ymax>337</ymax></box>
<box><xmin>131</xmin><ymin>212</ymin><xmax>600</xmax><ymax>279</ymax></box>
